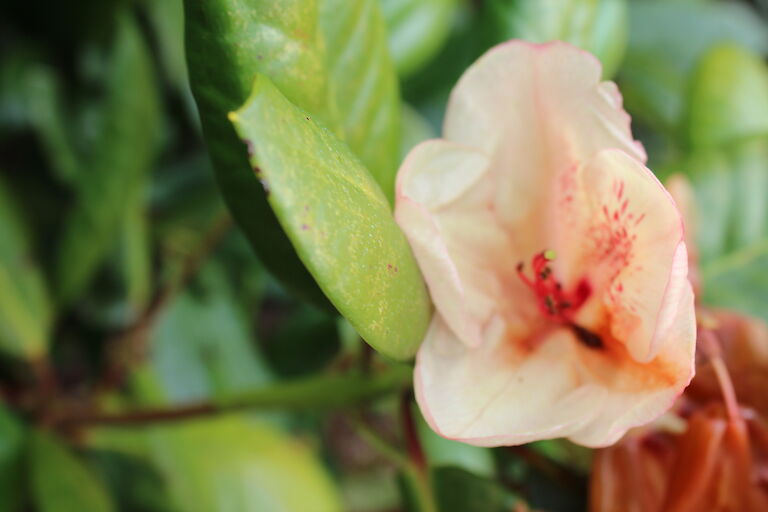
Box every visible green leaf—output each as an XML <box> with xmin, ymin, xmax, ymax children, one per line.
<box><xmin>0</xmin><ymin>406</ymin><xmax>25</xmax><ymax>512</ymax></box>
<box><xmin>0</xmin><ymin>58</ymin><xmax>81</xmax><ymax>184</ymax></box>
<box><xmin>0</xmin><ymin>176</ymin><xmax>51</xmax><ymax>359</ymax></box>
<box><xmin>147</xmin><ymin>417</ymin><xmax>343</xmax><ymax>512</ymax></box>
<box><xmin>183</xmin><ymin>0</ymin><xmax>335</xmax><ymax>306</ymax></box>
<box><xmin>29</xmin><ymin>431</ymin><xmax>115</xmax><ymax>512</ymax></box>
<box><xmin>321</xmin><ymin>0</ymin><xmax>401</xmax><ymax>201</ymax></box>
<box><xmin>142</xmin><ymin>0</ymin><xmax>188</xmax><ymax>92</ymax></box>
<box><xmin>55</xmin><ymin>10</ymin><xmax>160</xmax><ymax>307</ymax></box>
<box><xmin>380</xmin><ymin>0</ymin><xmax>458</xmax><ymax>78</ymax></box>
<box><xmin>145</xmin><ymin>264</ymin><xmax>273</xmax><ymax>404</ymax></box>
<box><xmin>432</xmin><ymin>467</ymin><xmax>514</xmax><ymax>512</ymax></box>
<box><xmin>400</xmin><ymin>103</ymin><xmax>437</xmax><ymax>161</ymax></box>
<box><xmin>415</xmin><ymin>406</ymin><xmax>494</xmax><ymax>477</ymax></box>
<box><xmin>485</xmin><ymin>0</ymin><xmax>628</xmax><ymax>78</ymax></box>
<box><xmin>230</xmin><ymin>76</ymin><xmax>430</xmax><ymax>360</ymax></box>
<box><xmin>686</xmin><ymin>44</ymin><xmax>768</xmax><ymax>148</ymax></box>
<box><xmin>621</xmin><ymin>0</ymin><xmax>768</xmax><ymax>133</ymax></box>
<box><xmin>185</xmin><ymin>0</ymin><xmax>404</xmax><ymax>301</ymax></box>
<box><xmin>118</xmin><ymin>185</ymin><xmax>152</xmax><ymax>315</ymax></box>
<box><xmin>87</xmin><ymin>450</ymin><xmax>175</xmax><ymax>512</ymax></box>
<box><xmin>261</xmin><ymin>303</ymin><xmax>340</xmax><ymax>378</ymax></box>
<box><xmin>689</xmin><ymin>138</ymin><xmax>768</xmax><ymax>321</ymax></box>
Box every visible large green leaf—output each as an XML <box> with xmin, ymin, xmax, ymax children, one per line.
<box><xmin>148</xmin><ymin>417</ymin><xmax>342</xmax><ymax>512</ymax></box>
<box><xmin>321</xmin><ymin>0</ymin><xmax>401</xmax><ymax>201</ymax></box>
<box><xmin>380</xmin><ymin>0</ymin><xmax>458</xmax><ymax>78</ymax></box>
<box><xmin>29</xmin><ymin>431</ymin><xmax>115</xmax><ymax>512</ymax></box>
<box><xmin>184</xmin><ymin>0</ymin><xmax>404</xmax><ymax>302</ymax></box>
<box><xmin>55</xmin><ymin>11</ymin><xmax>159</xmax><ymax>307</ymax></box>
<box><xmin>0</xmin><ymin>176</ymin><xmax>51</xmax><ymax>359</ymax></box>
<box><xmin>230</xmin><ymin>76</ymin><xmax>430</xmax><ymax>359</ymax></box>
<box><xmin>621</xmin><ymin>0</ymin><xmax>768</xmax><ymax>134</ymax></box>
<box><xmin>485</xmin><ymin>0</ymin><xmax>628</xmax><ymax>78</ymax></box>
<box><xmin>183</xmin><ymin>0</ymin><xmax>334</xmax><ymax>306</ymax></box>
<box><xmin>686</xmin><ymin>44</ymin><xmax>768</xmax><ymax>148</ymax></box>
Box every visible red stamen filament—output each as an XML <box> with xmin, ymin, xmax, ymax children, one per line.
<box><xmin>517</xmin><ymin>251</ymin><xmax>590</xmax><ymax>324</ymax></box>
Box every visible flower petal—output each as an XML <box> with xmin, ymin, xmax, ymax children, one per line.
<box><xmin>554</xmin><ymin>149</ymin><xmax>688</xmax><ymax>364</ymax></box>
<box><xmin>395</xmin><ymin>140</ymin><xmax>524</xmax><ymax>347</ymax></box>
<box><xmin>443</xmin><ymin>41</ymin><xmax>645</xmax><ymax>233</ymax></box>
<box><xmin>415</xmin><ymin>314</ymin><xmax>605</xmax><ymax>446</ymax></box>
<box><xmin>567</xmin><ymin>281</ymin><xmax>696</xmax><ymax>447</ymax></box>
<box><xmin>416</xmin><ymin>280</ymin><xmax>695</xmax><ymax>447</ymax></box>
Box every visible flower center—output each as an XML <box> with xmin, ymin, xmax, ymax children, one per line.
<box><xmin>517</xmin><ymin>250</ymin><xmax>603</xmax><ymax>349</ymax></box>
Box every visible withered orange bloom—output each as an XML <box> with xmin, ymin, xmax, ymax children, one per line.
<box><xmin>591</xmin><ymin>311</ymin><xmax>768</xmax><ymax>511</ymax></box>
<box><xmin>395</xmin><ymin>41</ymin><xmax>696</xmax><ymax>447</ymax></box>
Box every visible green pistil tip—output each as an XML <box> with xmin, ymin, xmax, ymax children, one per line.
<box><xmin>544</xmin><ymin>249</ymin><xmax>557</xmax><ymax>261</ymax></box>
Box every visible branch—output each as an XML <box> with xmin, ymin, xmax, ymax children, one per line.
<box><xmin>66</xmin><ymin>365</ymin><xmax>413</xmax><ymax>427</ymax></box>
<box><xmin>99</xmin><ymin>212</ymin><xmax>233</xmax><ymax>391</ymax></box>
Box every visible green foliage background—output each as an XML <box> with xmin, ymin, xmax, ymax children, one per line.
<box><xmin>0</xmin><ymin>0</ymin><xmax>767</xmax><ymax>510</ymax></box>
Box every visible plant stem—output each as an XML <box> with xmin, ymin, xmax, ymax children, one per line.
<box><xmin>65</xmin><ymin>365</ymin><xmax>412</xmax><ymax>427</ymax></box>
<box><xmin>99</xmin><ymin>212</ymin><xmax>232</xmax><ymax>391</ymax></box>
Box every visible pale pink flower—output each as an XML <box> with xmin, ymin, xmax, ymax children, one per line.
<box><xmin>395</xmin><ymin>41</ymin><xmax>696</xmax><ymax>447</ymax></box>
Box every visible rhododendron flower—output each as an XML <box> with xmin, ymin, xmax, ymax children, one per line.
<box><xmin>394</xmin><ymin>41</ymin><xmax>696</xmax><ymax>447</ymax></box>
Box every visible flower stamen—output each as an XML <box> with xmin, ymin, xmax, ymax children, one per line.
<box><xmin>518</xmin><ymin>251</ymin><xmax>601</xmax><ymax>349</ymax></box>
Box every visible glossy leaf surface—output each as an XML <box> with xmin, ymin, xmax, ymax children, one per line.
<box><xmin>230</xmin><ymin>76</ymin><xmax>430</xmax><ymax>359</ymax></box>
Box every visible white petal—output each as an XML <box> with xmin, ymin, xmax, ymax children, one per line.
<box><xmin>443</xmin><ymin>41</ymin><xmax>645</xmax><ymax>233</ymax></box>
<box><xmin>396</xmin><ymin>140</ymin><xmax>526</xmax><ymax>347</ymax></box>
<box><xmin>415</xmin><ymin>314</ymin><xmax>605</xmax><ymax>446</ymax></box>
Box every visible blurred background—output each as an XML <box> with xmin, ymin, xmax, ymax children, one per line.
<box><xmin>0</xmin><ymin>0</ymin><xmax>767</xmax><ymax>511</ymax></box>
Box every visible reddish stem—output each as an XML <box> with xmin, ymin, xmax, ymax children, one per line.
<box><xmin>401</xmin><ymin>392</ymin><xmax>426</xmax><ymax>471</ymax></box>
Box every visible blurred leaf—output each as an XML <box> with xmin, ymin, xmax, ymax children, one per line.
<box><xmin>0</xmin><ymin>176</ymin><xmax>51</xmax><ymax>359</ymax></box>
<box><xmin>183</xmin><ymin>0</ymin><xmax>335</xmax><ymax>307</ymax></box>
<box><xmin>143</xmin><ymin>0</ymin><xmax>188</xmax><ymax>91</ymax></box>
<box><xmin>677</xmin><ymin>43</ymin><xmax>768</xmax><ymax>321</ymax></box>
<box><xmin>147</xmin><ymin>417</ymin><xmax>342</xmax><ymax>512</ymax></box>
<box><xmin>432</xmin><ymin>466</ymin><xmax>513</xmax><ymax>512</ymax></box>
<box><xmin>380</xmin><ymin>0</ymin><xmax>458</xmax><ymax>78</ymax></box>
<box><xmin>0</xmin><ymin>406</ymin><xmax>24</xmax><ymax>512</ymax></box>
<box><xmin>400</xmin><ymin>5</ymin><xmax>486</xmax><ymax>124</ymax></box>
<box><xmin>118</xmin><ymin>186</ymin><xmax>151</xmax><ymax>315</ymax></box>
<box><xmin>691</xmin><ymin>138</ymin><xmax>768</xmax><ymax>321</ymax></box>
<box><xmin>400</xmin><ymin>103</ymin><xmax>436</xmax><ymax>161</ymax></box>
<box><xmin>416</xmin><ymin>407</ymin><xmax>494</xmax><ymax>477</ymax></box>
<box><xmin>29</xmin><ymin>430</ymin><xmax>115</xmax><ymax>512</ymax></box>
<box><xmin>87</xmin><ymin>450</ymin><xmax>174</xmax><ymax>512</ymax></box>
<box><xmin>485</xmin><ymin>0</ymin><xmax>628</xmax><ymax>78</ymax></box>
<box><xmin>230</xmin><ymin>76</ymin><xmax>430</xmax><ymax>360</ymax></box>
<box><xmin>321</xmin><ymin>0</ymin><xmax>401</xmax><ymax>201</ymax></box>
<box><xmin>56</xmin><ymin>10</ymin><xmax>160</xmax><ymax>307</ymax></box>
<box><xmin>529</xmin><ymin>439</ymin><xmax>592</xmax><ymax>474</ymax></box>
<box><xmin>621</xmin><ymin>0</ymin><xmax>768</xmax><ymax>134</ymax></box>
<box><xmin>0</xmin><ymin>57</ymin><xmax>81</xmax><ymax>183</ymax></box>
<box><xmin>261</xmin><ymin>303</ymin><xmax>340</xmax><ymax>378</ymax></box>
<box><xmin>686</xmin><ymin>44</ymin><xmax>768</xmax><ymax>148</ymax></box>
<box><xmin>145</xmin><ymin>264</ymin><xmax>272</xmax><ymax>404</ymax></box>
